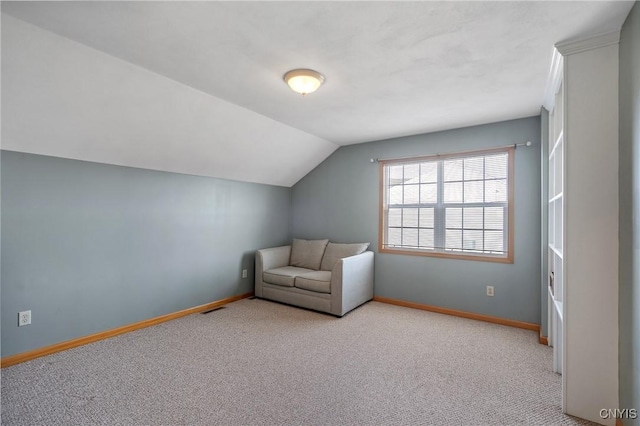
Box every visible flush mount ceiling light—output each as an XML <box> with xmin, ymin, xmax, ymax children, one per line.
<box><xmin>283</xmin><ymin>69</ymin><xmax>325</xmax><ymax>96</ymax></box>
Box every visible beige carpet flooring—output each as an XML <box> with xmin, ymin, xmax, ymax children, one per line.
<box><xmin>1</xmin><ymin>299</ymin><xmax>597</xmax><ymax>425</ymax></box>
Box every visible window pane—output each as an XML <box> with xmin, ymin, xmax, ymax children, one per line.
<box><xmin>404</xmin><ymin>164</ymin><xmax>419</xmax><ymax>183</ymax></box>
<box><xmin>463</xmin><ymin>207</ymin><xmax>483</xmax><ymax>229</ymax></box>
<box><xmin>446</xmin><ymin>208</ymin><xmax>462</xmax><ymax>229</ymax></box>
<box><xmin>404</xmin><ymin>184</ymin><xmax>419</xmax><ymax>204</ymax></box>
<box><xmin>420</xmin><ymin>162</ymin><xmax>437</xmax><ymax>183</ymax></box>
<box><xmin>464</xmin><ymin>157</ymin><xmax>483</xmax><ymax>181</ymax></box>
<box><xmin>485</xmin><ymin>154</ymin><xmax>507</xmax><ymax>179</ymax></box>
<box><xmin>388</xmin><ymin>208</ymin><xmax>402</xmax><ymax>227</ymax></box>
<box><xmin>419</xmin><ymin>208</ymin><xmax>434</xmax><ymax>227</ymax></box>
<box><xmin>445</xmin><ymin>229</ymin><xmax>462</xmax><ymax>250</ymax></box>
<box><xmin>444</xmin><ymin>159</ymin><xmax>463</xmax><ymax>182</ymax></box>
<box><xmin>444</xmin><ymin>182</ymin><xmax>462</xmax><ymax>203</ymax></box>
<box><xmin>463</xmin><ymin>230</ymin><xmax>483</xmax><ymax>251</ymax></box>
<box><xmin>402</xmin><ymin>208</ymin><xmax>419</xmax><ymax>227</ymax></box>
<box><xmin>485</xmin><ymin>179</ymin><xmax>507</xmax><ymax>202</ymax></box>
<box><xmin>464</xmin><ymin>181</ymin><xmax>484</xmax><ymax>203</ymax></box>
<box><xmin>389</xmin><ymin>185</ymin><xmax>403</xmax><ymax>204</ymax></box>
<box><xmin>484</xmin><ymin>231</ymin><xmax>504</xmax><ymax>253</ymax></box>
<box><xmin>389</xmin><ymin>165</ymin><xmax>404</xmax><ymax>184</ymax></box>
<box><xmin>402</xmin><ymin>228</ymin><xmax>418</xmax><ymax>247</ymax></box>
<box><xmin>420</xmin><ymin>183</ymin><xmax>437</xmax><ymax>203</ymax></box>
<box><xmin>388</xmin><ymin>228</ymin><xmax>402</xmax><ymax>246</ymax></box>
<box><xmin>485</xmin><ymin>207</ymin><xmax>503</xmax><ymax>230</ymax></box>
<box><xmin>419</xmin><ymin>229</ymin><xmax>434</xmax><ymax>249</ymax></box>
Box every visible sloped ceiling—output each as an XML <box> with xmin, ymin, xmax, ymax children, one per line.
<box><xmin>1</xmin><ymin>1</ymin><xmax>635</xmax><ymax>186</ymax></box>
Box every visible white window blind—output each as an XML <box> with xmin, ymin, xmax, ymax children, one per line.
<box><xmin>380</xmin><ymin>147</ymin><xmax>514</xmax><ymax>263</ymax></box>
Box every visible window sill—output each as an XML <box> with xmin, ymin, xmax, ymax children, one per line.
<box><xmin>378</xmin><ymin>247</ymin><xmax>514</xmax><ymax>264</ymax></box>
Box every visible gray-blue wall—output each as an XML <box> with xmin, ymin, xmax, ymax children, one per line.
<box><xmin>292</xmin><ymin>117</ymin><xmax>541</xmax><ymax>324</ymax></box>
<box><xmin>619</xmin><ymin>1</ymin><xmax>640</xmax><ymax>422</ymax></box>
<box><xmin>1</xmin><ymin>151</ymin><xmax>290</xmax><ymax>357</ymax></box>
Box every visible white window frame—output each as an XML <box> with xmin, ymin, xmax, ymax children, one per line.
<box><xmin>378</xmin><ymin>146</ymin><xmax>514</xmax><ymax>263</ymax></box>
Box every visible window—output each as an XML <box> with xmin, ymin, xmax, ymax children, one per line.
<box><xmin>379</xmin><ymin>146</ymin><xmax>514</xmax><ymax>263</ymax></box>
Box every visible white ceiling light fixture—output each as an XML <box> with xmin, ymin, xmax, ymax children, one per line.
<box><xmin>283</xmin><ymin>69</ymin><xmax>325</xmax><ymax>96</ymax></box>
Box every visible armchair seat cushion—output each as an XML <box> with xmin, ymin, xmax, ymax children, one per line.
<box><xmin>263</xmin><ymin>266</ymin><xmax>313</xmax><ymax>287</ymax></box>
<box><xmin>295</xmin><ymin>271</ymin><xmax>332</xmax><ymax>294</ymax></box>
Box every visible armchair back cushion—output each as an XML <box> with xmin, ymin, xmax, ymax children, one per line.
<box><xmin>320</xmin><ymin>242</ymin><xmax>370</xmax><ymax>271</ymax></box>
<box><xmin>289</xmin><ymin>239</ymin><xmax>329</xmax><ymax>270</ymax></box>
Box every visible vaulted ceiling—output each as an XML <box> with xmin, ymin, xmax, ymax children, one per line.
<box><xmin>1</xmin><ymin>1</ymin><xmax>635</xmax><ymax>186</ymax></box>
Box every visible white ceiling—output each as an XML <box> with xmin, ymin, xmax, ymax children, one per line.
<box><xmin>1</xmin><ymin>1</ymin><xmax>635</xmax><ymax>185</ymax></box>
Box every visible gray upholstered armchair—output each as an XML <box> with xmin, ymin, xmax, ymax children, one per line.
<box><xmin>255</xmin><ymin>239</ymin><xmax>374</xmax><ymax>317</ymax></box>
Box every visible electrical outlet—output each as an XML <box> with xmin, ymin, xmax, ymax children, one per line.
<box><xmin>18</xmin><ymin>310</ymin><xmax>31</xmax><ymax>327</ymax></box>
<box><xmin>486</xmin><ymin>286</ymin><xmax>495</xmax><ymax>297</ymax></box>
<box><xmin>242</xmin><ymin>269</ymin><xmax>248</xmax><ymax>279</ymax></box>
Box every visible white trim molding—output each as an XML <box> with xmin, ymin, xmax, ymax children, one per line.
<box><xmin>555</xmin><ymin>30</ymin><xmax>621</xmax><ymax>56</ymax></box>
<box><xmin>543</xmin><ymin>30</ymin><xmax>621</xmax><ymax>112</ymax></box>
<box><xmin>543</xmin><ymin>47</ymin><xmax>563</xmax><ymax>112</ymax></box>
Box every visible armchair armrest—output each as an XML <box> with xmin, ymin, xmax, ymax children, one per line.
<box><xmin>330</xmin><ymin>251</ymin><xmax>374</xmax><ymax>316</ymax></box>
<box><xmin>255</xmin><ymin>245</ymin><xmax>291</xmax><ymax>297</ymax></box>
<box><xmin>257</xmin><ymin>245</ymin><xmax>291</xmax><ymax>271</ymax></box>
